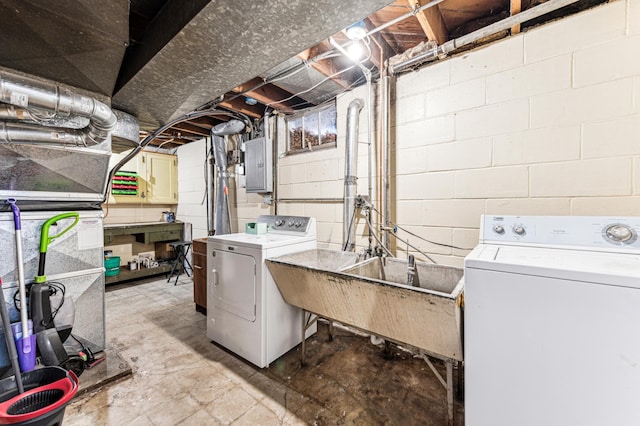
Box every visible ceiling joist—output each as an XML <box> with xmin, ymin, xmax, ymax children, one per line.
<box><xmin>406</xmin><ymin>0</ymin><xmax>449</xmax><ymax>45</ymax></box>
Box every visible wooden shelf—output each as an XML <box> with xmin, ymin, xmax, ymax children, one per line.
<box><xmin>105</xmin><ymin>263</ymin><xmax>173</xmax><ymax>285</ymax></box>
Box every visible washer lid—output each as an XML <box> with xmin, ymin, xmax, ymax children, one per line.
<box><xmin>465</xmin><ymin>244</ymin><xmax>640</xmax><ymax>289</ymax></box>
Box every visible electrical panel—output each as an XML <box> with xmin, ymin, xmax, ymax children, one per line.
<box><xmin>245</xmin><ymin>137</ymin><xmax>273</xmax><ymax>193</ymax></box>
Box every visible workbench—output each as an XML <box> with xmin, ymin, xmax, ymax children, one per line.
<box><xmin>104</xmin><ymin>221</ymin><xmax>184</xmax><ymax>284</ymax></box>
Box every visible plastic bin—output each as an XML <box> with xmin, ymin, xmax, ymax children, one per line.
<box><xmin>0</xmin><ymin>366</ymin><xmax>78</xmax><ymax>425</ymax></box>
<box><xmin>104</xmin><ymin>256</ymin><xmax>121</xmax><ymax>277</ymax></box>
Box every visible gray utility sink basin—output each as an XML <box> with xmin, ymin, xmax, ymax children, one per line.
<box><xmin>266</xmin><ymin>249</ymin><xmax>465</xmax><ymax>361</ymax></box>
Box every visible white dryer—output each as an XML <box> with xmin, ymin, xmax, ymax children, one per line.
<box><xmin>464</xmin><ymin>215</ymin><xmax>640</xmax><ymax>426</ymax></box>
<box><xmin>206</xmin><ymin>215</ymin><xmax>317</xmax><ymax>368</ymax></box>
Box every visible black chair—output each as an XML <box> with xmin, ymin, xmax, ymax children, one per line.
<box><xmin>167</xmin><ymin>241</ymin><xmax>192</xmax><ymax>285</ymax></box>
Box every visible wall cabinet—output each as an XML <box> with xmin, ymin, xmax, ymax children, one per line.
<box><xmin>108</xmin><ymin>151</ymin><xmax>178</xmax><ymax>204</ymax></box>
<box><xmin>192</xmin><ymin>238</ymin><xmax>207</xmax><ymax>313</ymax></box>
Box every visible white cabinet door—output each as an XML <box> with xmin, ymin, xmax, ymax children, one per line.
<box><xmin>145</xmin><ymin>152</ymin><xmax>178</xmax><ymax>204</ymax></box>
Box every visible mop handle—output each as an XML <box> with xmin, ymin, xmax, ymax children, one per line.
<box><xmin>0</xmin><ymin>279</ymin><xmax>24</xmax><ymax>394</ymax></box>
<box><xmin>5</xmin><ymin>199</ymin><xmax>29</xmax><ymax>338</ymax></box>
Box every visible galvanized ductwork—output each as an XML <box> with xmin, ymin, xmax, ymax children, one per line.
<box><xmin>343</xmin><ymin>98</ymin><xmax>364</xmax><ymax>251</ymax></box>
<box><xmin>0</xmin><ymin>71</ymin><xmax>117</xmax><ymax>146</ymax></box>
<box><xmin>211</xmin><ymin>120</ymin><xmax>245</xmax><ymax>236</ymax></box>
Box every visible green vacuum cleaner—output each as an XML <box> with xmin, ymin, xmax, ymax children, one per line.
<box><xmin>30</xmin><ymin>213</ymin><xmax>85</xmax><ymax>376</ymax></box>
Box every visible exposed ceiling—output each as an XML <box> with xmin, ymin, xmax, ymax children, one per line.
<box><xmin>0</xmin><ymin>0</ymin><xmax>605</xmax><ymax>149</ymax></box>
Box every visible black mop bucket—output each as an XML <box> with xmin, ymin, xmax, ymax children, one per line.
<box><xmin>0</xmin><ymin>366</ymin><xmax>78</xmax><ymax>425</ymax></box>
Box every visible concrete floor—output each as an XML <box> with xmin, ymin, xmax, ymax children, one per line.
<box><xmin>65</xmin><ymin>275</ymin><xmax>464</xmax><ymax>425</ymax></box>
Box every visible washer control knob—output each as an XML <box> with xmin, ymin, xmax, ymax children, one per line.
<box><xmin>294</xmin><ymin>221</ymin><xmax>302</xmax><ymax>228</ymax></box>
<box><xmin>288</xmin><ymin>220</ymin><xmax>294</xmax><ymax>227</ymax></box>
<box><xmin>275</xmin><ymin>219</ymin><xmax>284</xmax><ymax>226</ymax></box>
<box><xmin>512</xmin><ymin>225</ymin><xmax>526</xmax><ymax>235</ymax></box>
<box><xmin>605</xmin><ymin>224</ymin><xmax>634</xmax><ymax>243</ymax></box>
<box><xmin>493</xmin><ymin>225</ymin><xmax>505</xmax><ymax>234</ymax></box>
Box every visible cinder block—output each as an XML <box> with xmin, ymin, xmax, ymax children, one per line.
<box><xmin>306</xmin><ymin>159</ymin><xmax>340</xmax><ymax>182</ymax></box>
<box><xmin>635</xmin><ymin>157</ymin><xmax>640</xmax><ymax>195</ymax></box>
<box><xmin>485</xmin><ymin>198</ymin><xmax>571</xmax><ymax>216</ymax></box>
<box><xmin>636</xmin><ymin>77</ymin><xmax>640</xmax><ymax>113</ymax></box>
<box><xmin>426</xmin><ymin>78</ymin><xmax>485</xmax><ymax>117</ymax></box>
<box><xmin>583</xmin><ymin>115</ymin><xmax>640</xmax><ymax>158</ymax></box>
<box><xmin>424</xmin><ymin>254</ymin><xmax>464</xmax><ymax>268</ymax></box>
<box><xmin>393</xmin><ymin>225</ymin><xmax>453</xmax><ymax>255</ymax></box>
<box><xmin>396</xmin><ymin>60</ymin><xmax>450</xmax><ymax>98</ymax></box>
<box><xmin>396</xmin><ymin>146</ymin><xmax>428</xmax><ymax>175</ymax></box>
<box><xmin>427</xmin><ymin>137</ymin><xmax>492</xmax><ymax>171</ymax></box>
<box><xmin>450</xmin><ymin>36</ymin><xmax>524</xmax><ymax>84</ymax></box>
<box><xmin>453</xmin><ymin>228</ymin><xmax>480</xmax><ymax>256</ymax></box>
<box><xmin>530</xmin><ymin>158</ymin><xmax>632</xmax><ymax>197</ymax></box>
<box><xmin>486</xmin><ymin>54</ymin><xmax>571</xmax><ymax>104</ymax></box>
<box><xmin>317</xmin><ymin>222</ymin><xmax>342</xmax><ymax>245</ymax></box>
<box><xmin>278</xmin><ymin>203</ymin><xmax>305</xmax><ymax>216</ymax></box>
<box><xmin>304</xmin><ymin>203</ymin><xmax>335</xmax><ymax>222</ymax></box>
<box><xmin>395</xmin><ymin>115</ymin><xmax>455</xmax><ymax>149</ymax></box>
<box><xmin>455</xmin><ymin>166</ymin><xmax>529</xmax><ymax>198</ymax></box>
<box><xmin>630</xmin><ymin>0</ymin><xmax>640</xmax><ymax>34</ymax></box>
<box><xmin>493</xmin><ymin>126</ymin><xmax>580</xmax><ymax>165</ymax></box>
<box><xmin>530</xmin><ymin>78</ymin><xmax>634</xmax><ymax>128</ymax></box>
<box><xmin>279</xmin><ymin>165</ymin><xmax>293</xmax><ymax>185</ymax></box>
<box><xmin>573</xmin><ymin>35</ymin><xmax>640</xmax><ymax>87</ymax></box>
<box><xmin>570</xmin><ymin>196</ymin><xmax>640</xmax><ymax>215</ymax></box>
<box><xmin>396</xmin><ymin>93</ymin><xmax>425</xmax><ymax>124</ymax></box>
<box><xmin>396</xmin><ymin>172</ymin><xmax>455</xmax><ymax>200</ymax></box>
<box><xmin>456</xmin><ymin>99</ymin><xmax>529</xmax><ymax>139</ymax></box>
<box><xmin>396</xmin><ymin>199</ymin><xmax>485</xmax><ymax>228</ymax></box>
<box><xmin>524</xmin><ymin>1</ymin><xmax>626</xmax><ymax>63</ymax></box>
<box><xmin>321</xmin><ymin>180</ymin><xmax>343</xmax><ymax>198</ymax></box>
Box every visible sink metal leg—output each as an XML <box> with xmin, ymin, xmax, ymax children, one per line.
<box><xmin>446</xmin><ymin>360</ymin><xmax>454</xmax><ymax>426</ymax></box>
<box><xmin>300</xmin><ymin>310</ymin><xmax>318</xmax><ymax>367</ymax></box>
<box><xmin>420</xmin><ymin>354</ymin><xmax>456</xmax><ymax>426</ymax></box>
<box><xmin>328</xmin><ymin>320</ymin><xmax>334</xmax><ymax>341</ymax></box>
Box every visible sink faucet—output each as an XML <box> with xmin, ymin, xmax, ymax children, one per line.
<box><xmin>407</xmin><ymin>254</ymin><xmax>417</xmax><ymax>286</ymax></box>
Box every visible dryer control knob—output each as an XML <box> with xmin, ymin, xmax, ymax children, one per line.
<box><xmin>605</xmin><ymin>224</ymin><xmax>634</xmax><ymax>243</ymax></box>
<box><xmin>493</xmin><ymin>225</ymin><xmax>505</xmax><ymax>234</ymax></box>
<box><xmin>512</xmin><ymin>225</ymin><xmax>525</xmax><ymax>235</ymax></box>
<box><xmin>288</xmin><ymin>220</ymin><xmax>294</xmax><ymax>227</ymax></box>
<box><xmin>275</xmin><ymin>219</ymin><xmax>285</xmax><ymax>226</ymax></box>
<box><xmin>294</xmin><ymin>221</ymin><xmax>302</xmax><ymax>228</ymax></box>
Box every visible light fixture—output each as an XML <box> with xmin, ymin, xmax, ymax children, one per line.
<box><xmin>245</xmin><ymin>97</ymin><xmax>257</xmax><ymax>105</ymax></box>
<box><xmin>345</xmin><ymin>20</ymin><xmax>367</xmax><ymax>40</ymax></box>
<box><xmin>346</xmin><ymin>42</ymin><xmax>364</xmax><ymax>60</ymax></box>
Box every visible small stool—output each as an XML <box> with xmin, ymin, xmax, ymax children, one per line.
<box><xmin>167</xmin><ymin>241</ymin><xmax>192</xmax><ymax>285</ymax></box>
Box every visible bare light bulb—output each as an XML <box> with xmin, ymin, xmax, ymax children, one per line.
<box><xmin>346</xmin><ymin>42</ymin><xmax>364</xmax><ymax>61</ymax></box>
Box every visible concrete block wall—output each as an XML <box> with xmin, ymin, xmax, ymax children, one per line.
<box><xmin>390</xmin><ymin>0</ymin><xmax>640</xmax><ymax>266</ymax></box>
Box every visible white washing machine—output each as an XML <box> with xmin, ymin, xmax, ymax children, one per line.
<box><xmin>464</xmin><ymin>215</ymin><xmax>640</xmax><ymax>426</ymax></box>
<box><xmin>206</xmin><ymin>215</ymin><xmax>317</xmax><ymax>368</ymax></box>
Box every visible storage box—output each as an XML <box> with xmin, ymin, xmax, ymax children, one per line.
<box><xmin>245</xmin><ymin>222</ymin><xmax>267</xmax><ymax>234</ymax></box>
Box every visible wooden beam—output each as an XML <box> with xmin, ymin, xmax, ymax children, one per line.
<box><xmin>406</xmin><ymin>0</ymin><xmax>449</xmax><ymax>45</ymax></box>
<box><xmin>510</xmin><ymin>0</ymin><xmax>522</xmax><ymax>34</ymax></box>
<box><xmin>219</xmin><ymin>97</ymin><xmax>263</xmax><ymax>119</ymax></box>
<box><xmin>172</xmin><ymin>122</ymin><xmax>210</xmax><ymax>137</ymax></box>
<box><xmin>363</xmin><ymin>18</ymin><xmax>396</xmax><ymax>70</ymax></box>
<box><xmin>233</xmin><ymin>78</ymin><xmax>299</xmax><ymax>113</ymax></box>
<box><xmin>297</xmin><ymin>40</ymin><xmax>353</xmax><ymax>90</ymax></box>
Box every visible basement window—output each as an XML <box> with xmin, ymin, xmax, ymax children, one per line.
<box><xmin>286</xmin><ymin>102</ymin><xmax>337</xmax><ymax>154</ymax></box>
